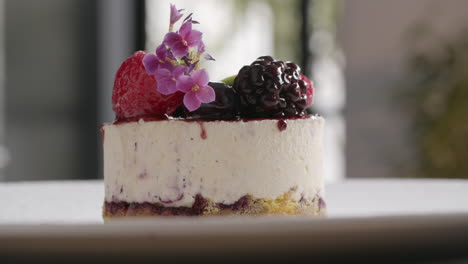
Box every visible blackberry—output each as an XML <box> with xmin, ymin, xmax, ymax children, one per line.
<box><xmin>233</xmin><ymin>56</ymin><xmax>309</xmax><ymax>118</ymax></box>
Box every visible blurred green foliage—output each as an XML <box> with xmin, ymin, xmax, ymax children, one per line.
<box><xmin>401</xmin><ymin>27</ymin><xmax>468</xmax><ymax>179</ymax></box>
<box><xmin>232</xmin><ymin>0</ymin><xmax>341</xmax><ymax>64</ymax></box>
<box><xmin>233</xmin><ymin>0</ymin><xmax>301</xmax><ymax>62</ymax></box>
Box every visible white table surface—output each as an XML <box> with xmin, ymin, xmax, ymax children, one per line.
<box><xmin>1</xmin><ymin>178</ymin><xmax>467</xmax><ymax>224</ymax></box>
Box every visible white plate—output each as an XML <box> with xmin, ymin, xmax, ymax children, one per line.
<box><xmin>0</xmin><ymin>179</ymin><xmax>468</xmax><ymax>262</ymax></box>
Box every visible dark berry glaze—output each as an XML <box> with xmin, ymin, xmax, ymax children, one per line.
<box><xmin>103</xmin><ymin>114</ymin><xmax>317</xmax><ymax>138</ymax></box>
<box><xmin>277</xmin><ymin>120</ymin><xmax>288</xmax><ymax>131</ymax></box>
<box><xmin>110</xmin><ymin>114</ymin><xmax>317</xmax><ymax>125</ymax></box>
<box><xmin>101</xmin><ymin>114</ymin><xmax>318</xmax><ymax>144</ymax></box>
<box><xmin>197</xmin><ymin>121</ymin><xmax>207</xmax><ymax>139</ymax></box>
<box><xmin>112</xmin><ymin>114</ymin><xmax>170</xmax><ymax>124</ymax></box>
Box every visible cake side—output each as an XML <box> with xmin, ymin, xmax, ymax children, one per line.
<box><xmin>103</xmin><ymin>116</ymin><xmax>325</xmax><ymax>210</ymax></box>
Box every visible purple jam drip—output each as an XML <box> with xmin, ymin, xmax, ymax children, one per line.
<box><xmin>277</xmin><ymin>120</ymin><xmax>287</xmax><ymax>131</ymax></box>
<box><xmin>197</xmin><ymin>121</ymin><xmax>207</xmax><ymax>139</ymax></box>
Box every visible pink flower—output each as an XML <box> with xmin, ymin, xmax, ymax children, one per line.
<box><xmin>154</xmin><ymin>65</ymin><xmax>187</xmax><ymax>95</ymax></box>
<box><xmin>170</xmin><ymin>4</ymin><xmax>184</xmax><ymax>26</ymax></box>
<box><xmin>143</xmin><ymin>44</ymin><xmax>174</xmax><ymax>75</ymax></box>
<box><xmin>164</xmin><ymin>22</ymin><xmax>202</xmax><ymax>58</ymax></box>
<box><xmin>176</xmin><ymin>69</ymin><xmax>215</xmax><ymax>111</ymax></box>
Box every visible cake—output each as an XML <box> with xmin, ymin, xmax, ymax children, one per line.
<box><xmin>102</xmin><ymin>5</ymin><xmax>326</xmax><ymax>218</ymax></box>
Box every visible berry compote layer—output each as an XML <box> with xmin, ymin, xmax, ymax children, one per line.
<box><xmin>102</xmin><ymin>115</ymin><xmax>325</xmax><ymax>217</ymax></box>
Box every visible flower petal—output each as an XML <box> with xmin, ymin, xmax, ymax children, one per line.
<box><xmin>179</xmin><ymin>21</ymin><xmax>192</xmax><ymax>39</ymax></box>
<box><xmin>170</xmin><ymin>41</ymin><xmax>189</xmax><ymax>58</ymax></box>
<box><xmin>158</xmin><ymin>61</ymin><xmax>174</xmax><ymax>72</ymax></box>
<box><xmin>186</xmin><ymin>30</ymin><xmax>202</xmax><ymax>47</ymax></box>
<box><xmin>196</xmin><ymin>85</ymin><xmax>216</xmax><ymax>103</ymax></box>
<box><xmin>156</xmin><ymin>83</ymin><xmax>174</xmax><ymax>95</ymax></box>
<box><xmin>173</xmin><ymin>65</ymin><xmax>187</xmax><ymax>79</ymax></box>
<box><xmin>154</xmin><ymin>68</ymin><xmax>171</xmax><ymax>79</ymax></box>
<box><xmin>155</xmin><ymin>44</ymin><xmax>167</xmax><ymax>60</ymax></box>
<box><xmin>176</xmin><ymin>75</ymin><xmax>194</xmax><ymax>93</ymax></box>
<box><xmin>142</xmin><ymin>53</ymin><xmax>159</xmax><ymax>75</ymax></box>
<box><xmin>164</xmin><ymin>32</ymin><xmax>182</xmax><ymax>48</ymax></box>
<box><xmin>154</xmin><ymin>69</ymin><xmax>176</xmax><ymax>95</ymax></box>
<box><xmin>192</xmin><ymin>69</ymin><xmax>209</xmax><ymax>86</ymax></box>
<box><xmin>183</xmin><ymin>91</ymin><xmax>201</xmax><ymax>112</ymax></box>
<box><xmin>198</xmin><ymin>41</ymin><xmax>206</xmax><ymax>53</ymax></box>
<box><xmin>166</xmin><ymin>49</ymin><xmax>176</xmax><ymax>61</ymax></box>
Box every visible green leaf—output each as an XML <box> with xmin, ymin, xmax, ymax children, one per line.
<box><xmin>220</xmin><ymin>75</ymin><xmax>237</xmax><ymax>86</ymax></box>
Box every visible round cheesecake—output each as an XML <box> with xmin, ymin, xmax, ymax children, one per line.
<box><xmin>103</xmin><ymin>5</ymin><xmax>324</xmax><ymax>217</ymax></box>
<box><xmin>102</xmin><ymin>116</ymin><xmax>325</xmax><ymax>217</ymax></box>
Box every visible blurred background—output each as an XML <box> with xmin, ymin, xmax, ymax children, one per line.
<box><xmin>0</xmin><ymin>0</ymin><xmax>467</xmax><ymax>181</ymax></box>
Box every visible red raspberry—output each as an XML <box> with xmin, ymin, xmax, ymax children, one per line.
<box><xmin>301</xmin><ymin>75</ymin><xmax>314</xmax><ymax>107</ymax></box>
<box><xmin>112</xmin><ymin>51</ymin><xmax>184</xmax><ymax>119</ymax></box>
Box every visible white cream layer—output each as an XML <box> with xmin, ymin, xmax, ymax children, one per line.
<box><xmin>103</xmin><ymin>117</ymin><xmax>325</xmax><ymax>207</ymax></box>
